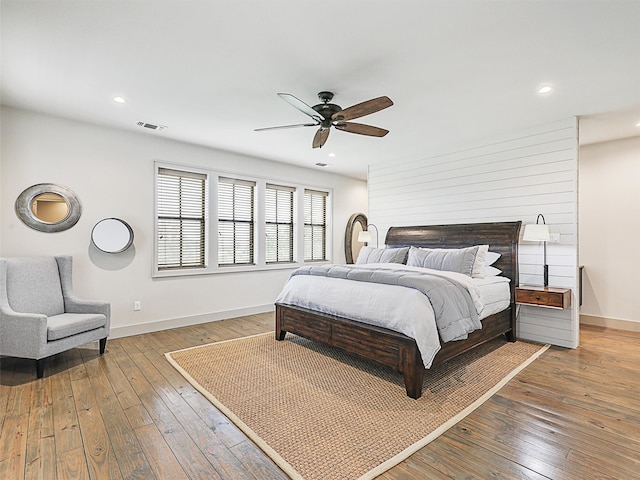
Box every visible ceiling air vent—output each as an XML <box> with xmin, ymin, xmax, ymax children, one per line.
<box><xmin>136</xmin><ymin>121</ymin><xmax>167</xmax><ymax>131</ymax></box>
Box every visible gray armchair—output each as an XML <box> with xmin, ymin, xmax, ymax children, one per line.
<box><xmin>0</xmin><ymin>256</ymin><xmax>110</xmax><ymax>377</ymax></box>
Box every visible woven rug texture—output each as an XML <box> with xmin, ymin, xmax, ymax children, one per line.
<box><xmin>166</xmin><ymin>333</ymin><xmax>548</xmax><ymax>480</ymax></box>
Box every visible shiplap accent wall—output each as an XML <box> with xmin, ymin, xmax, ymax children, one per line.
<box><xmin>368</xmin><ymin>117</ymin><xmax>579</xmax><ymax>348</ymax></box>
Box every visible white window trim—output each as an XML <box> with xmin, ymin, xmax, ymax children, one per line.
<box><xmin>153</xmin><ymin>161</ymin><xmax>332</xmax><ymax>277</ymax></box>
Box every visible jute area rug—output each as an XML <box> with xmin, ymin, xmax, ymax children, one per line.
<box><xmin>166</xmin><ymin>333</ymin><xmax>548</xmax><ymax>480</ymax></box>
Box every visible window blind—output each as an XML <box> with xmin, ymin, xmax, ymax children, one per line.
<box><xmin>304</xmin><ymin>189</ymin><xmax>328</xmax><ymax>261</ymax></box>
<box><xmin>265</xmin><ymin>184</ymin><xmax>294</xmax><ymax>263</ymax></box>
<box><xmin>157</xmin><ymin>167</ymin><xmax>207</xmax><ymax>270</ymax></box>
<box><xmin>218</xmin><ymin>177</ymin><xmax>255</xmax><ymax>266</ymax></box>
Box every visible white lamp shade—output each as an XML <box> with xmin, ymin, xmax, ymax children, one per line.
<box><xmin>358</xmin><ymin>231</ymin><xmax>372</xmax><ymax>243</ymax></box>
<box><xmin>522</xmin><ymin>223</ymin><xmax>550</xmax><ymax>242</ymax></box>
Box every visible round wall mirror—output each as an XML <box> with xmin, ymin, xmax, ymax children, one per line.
<box><xmin>91</xmin><ymin>218</ymin><xmax>134</xmax><ymax>253</ymax></box>
<box><xmin>344</xmin><ymin>213</ymin><xmax>368</xmax><ymax>264</ymax></box>
<box><xmin>15</xmin><ymin>183</ymin><xmax>81</xmax><ymax>232</ymax></box>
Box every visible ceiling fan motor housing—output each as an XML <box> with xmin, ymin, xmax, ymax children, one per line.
<box><xmin>312</xmin><ymin>103</ymin><xmax>342</xmax><ymax>121</ymax></box>
<box><xmin>312</xmin><ymin>91</ymin><xmax>342</xmax><ymax>122</ymax></box>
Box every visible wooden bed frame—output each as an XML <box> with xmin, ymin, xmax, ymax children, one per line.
<box><xmin>275</xmin><ymin>221</ymin><xmax>522</xmax><ymax>399</ymax></box>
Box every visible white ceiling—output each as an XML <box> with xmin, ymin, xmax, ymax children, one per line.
<box><xmin>2</xmin><ymin>0</ymin><xmax>639</xmax><ymax>180</ymax></box>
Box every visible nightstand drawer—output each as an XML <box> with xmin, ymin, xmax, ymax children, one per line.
<box><xmin>516</xmin><ymin>286</ymin><xmax>571</xmax><ymax>309</ymax></box>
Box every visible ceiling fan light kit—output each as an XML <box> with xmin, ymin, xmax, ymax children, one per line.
<box><xmin>255</xmin><ymin>91</ymin><xmax>393</xmax><ymax>149</ymax></box>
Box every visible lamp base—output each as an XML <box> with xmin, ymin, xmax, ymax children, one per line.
<box><xmin>543</xmin><ymin>264</ymin><xmax>549</xmax><ymax>287</ymax></box>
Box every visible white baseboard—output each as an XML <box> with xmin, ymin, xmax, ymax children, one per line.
<box><xmin>580</xmin><ymin>314</ymin><xmax>640</xmax><ymax>333</ymax></box>
<box><xmin>109</xmin><ymin>304</ymin><xmax>275</xmax><ymax>339</ymax></box>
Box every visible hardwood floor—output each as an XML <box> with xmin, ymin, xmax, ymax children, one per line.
<box><xmin>1</xmin><ymin>316</ymin><xmax>638</xmax><ymax>479</ymax></box>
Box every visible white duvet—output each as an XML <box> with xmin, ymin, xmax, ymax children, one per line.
<box><xmin>275</xmin><ymin>263</ymin><xmax>510</xmax><ymax>368</ymax></box>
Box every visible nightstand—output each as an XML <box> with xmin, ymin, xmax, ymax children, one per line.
<box><xmin>516</xmin><ymin>285</ymin><xmax>571</xmax><ymax>309</ymax></box>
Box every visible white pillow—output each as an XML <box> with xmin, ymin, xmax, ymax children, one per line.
<box><xmin>484</xmin><ymin>265</ymin><xmax>502</xmax><ymax>277</ymax></box>
<box><xmin>471</xmin><ymin>245</ymin><xmax>489</xmax><ymax>278</ymax></box>
<box><xmin>356</xmin><ymin>246</ymin><xmax>409</xmax><ymax>264</ymax></box>
<box><xmin>407</xmin><ymin>246</ymin><xmax>480</xmax><ymax>277</ymax></box>
<box><xmin>486</xmin><ymin>251</ymin><xmax>501</xmax><ymax>266</ymax></box>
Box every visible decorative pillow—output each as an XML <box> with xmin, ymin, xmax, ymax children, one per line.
<box><xmin>355</xmin><ymin>246</ymin><xmax>409</xmax><ymax>265</ymax></box>
<box><xmin>471</xmin><ymin>245</ymin><xmax>489</xmax><ymax>278</ymax></box>
<box><xmin>486</xmin><ymin>251</ymin><xmax>501</xmax><ymax>266</ymax></box>
<box><xmin>484</xmin><ymin>265</ymin><xmax>502</xmax><ymax>277</ymax></box>
<box><xmin>407</xmin><ymin>246</ymin><xmax>480</xmax><ymax>277</ymax></box>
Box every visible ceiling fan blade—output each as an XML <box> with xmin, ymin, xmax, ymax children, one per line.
<box><xmin>278</xmin><ymin>93</ymin><xmax>324</xmax><ymax>122</ymax></box>
<box><xmin>332</xmin><ymin>96</ymin><xmax>393</xmax><ymax>122</ymax></box>
<box><xmin>254</xmin><ymin>122</ymin><xmax>317</xmax><ymax>132</ymax></box>
<box><xmin>335</xmin><ymin>122</ymin><xmax>389</xmax><ymax>137</ymax></box>
<box><xmin>312</xmin><ymin>128</ymin><xmax>330</xmax><ymax>148</ymax></box>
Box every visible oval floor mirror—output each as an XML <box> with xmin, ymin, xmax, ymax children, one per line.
<box><xmin>344</xmin><ymin>213</ymin><xmax>368</xmax><ymax>264</ymax></box>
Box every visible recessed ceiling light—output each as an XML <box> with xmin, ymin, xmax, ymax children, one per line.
<box><xmin>328</xmin><ymin>153</ymin><xmax>336</xmax><ymax>158</ymax></box>
<box><xmin>635</xmin><ymin>121</ymin><xmax>640</xmax><ymax>128</ymax></box>
<box><xmin>113</xmin><ymin>96</ymin><xmax>127</xmax><ymax>104</ymax></box>
<box><xmin>537</xmin><ymin>85</ymin><xmax>553</xmax><ymax>95</ymax></box>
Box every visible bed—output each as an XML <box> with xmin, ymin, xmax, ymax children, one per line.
<box><xmin>275</xmin><ymin>221</ymin><xmax>522</xmax><ymax>399</ymax></box>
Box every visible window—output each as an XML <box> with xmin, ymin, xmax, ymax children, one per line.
<box><xmin>156</xmin><ymin>167</ymin><xmax>207</xmax><ymax>270</ymax></box>
<box><xmin>265</xmin><ymin>184</ymin><xmax>294</xmax><ymax>263</ymax></box>
<box><xmin>304</xmin><ymin>189</ymin><xmax>328</xmax><ymax>261</ymax></box>
<box><xmin>218</xmin><ymin>177</ymin><xmax>255</xmax><ymax>266</ymax></box>
<box><xmin>155</xmin><ymin>162</ymin><xmax>331</xmax><ymax>275</ymax></box>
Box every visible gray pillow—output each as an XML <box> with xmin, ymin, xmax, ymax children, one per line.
<box><xmin>355</xmin><ymin>246</ymin><xmax>409</xmax><ymax>264</ymax></box>
<box><xmin>406</xmin><ymin>246</ymin><xmax>480</xmax><ymax>277</ymax></box>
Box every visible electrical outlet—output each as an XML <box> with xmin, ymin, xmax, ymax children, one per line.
<box><xmin>549</xmin><ymin>233</ymin><xmax>561</xmax><ymax>243</ymax></box>
<box><xmin>133</xmin><ymin>301</ymin><xmax>141</xmax><ymax>311</ymax></box>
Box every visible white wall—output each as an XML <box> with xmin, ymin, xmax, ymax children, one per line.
<box><xmin>368</xmin><ymin>118</ymin><xmax>579</xmax><ymax>348</ymax></box>
<box><xmin>579</xmin><ymin>135</ymin><xmax>640</xmax><ymax>330</ymax></box>
<box><xmin>0</xmin><ymin>107</ymin><xmax>367</xmax><ymax>337</ymax></box>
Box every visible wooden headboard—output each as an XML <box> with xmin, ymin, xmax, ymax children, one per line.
<box><xmin>385</xmin><ymin>221</ymin><xmax>522</xmax><ymax>302</ymax></box>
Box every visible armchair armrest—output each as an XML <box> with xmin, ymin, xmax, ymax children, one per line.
<box><xmin>64</xmin><ymin>296</ymin><xmax>111</xmax><ymax>327</ymax></box>
<box><xmin>0</xmin><ymin>304</ymin><xmax>48</xmax><ymax>359</ymax></box>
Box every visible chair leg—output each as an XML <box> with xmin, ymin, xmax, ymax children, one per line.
<box><xmin>36</xmin><ymin>358</ymin><xmax>45</xmax><ymax>378</ymax></box>
<box><xmin>99</xmin><ymin>337</ymin><xmax>107</xmax><ymax>354</ymax></box>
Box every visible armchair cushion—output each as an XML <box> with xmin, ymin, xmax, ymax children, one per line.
<box><xmin>47</xmin><ymin>313</ymin><xmax>107</xmax><ymax>341</ymax></box>
<box><xmin>6</xmin><ymin>257</ymin><xmax>65</xmax><ymax>317</ymax></box>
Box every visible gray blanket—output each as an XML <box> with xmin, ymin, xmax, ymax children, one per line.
<box><xmin>291</xmin><ymin>265</ymin><xmax>481</xmax><ymax>342</ymax></box>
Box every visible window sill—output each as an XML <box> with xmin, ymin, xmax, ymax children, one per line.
<box><xmin>152</xmin><ymin>260</ymin><xmax>332</xmax><ymax>278</ymax></box>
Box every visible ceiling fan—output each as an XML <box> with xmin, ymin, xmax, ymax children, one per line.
<box><xmin>255</xmin><ymin>91</ymin><xmax>393</xmax><ymax>149</ymax></box>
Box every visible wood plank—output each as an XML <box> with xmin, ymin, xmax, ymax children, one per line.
<box><xmin>24</xmin><ymin>435</ymin><xmax>56</xmax><ymax>480</ymax></box>
<box><xmin>98</xmin><ymin>340</ymin><xmax>145</xmax><ymax>411</ymax></box>
<box><xmin>25</xmin><ymin>374</ymin><xmax>55</xmax><ymax>480</ymax></box>
<box><xmin>69</xmin><ymin>367</ymin><xmax>123</xmax><ymax>479</ymax></box>
<box><xmin>78</xmin><ymin>347</ymin><xmax>156</xmax><ymax>480</ymax></box>
<box><xmin>0</xmin><ymin>413</ymin><xmax>29</xmax><ymax>479</ymax></box>
<box><xmin>56</xmin><ymin>446</ymin><xmax>90</xmax><ymax>480</ymax></box>
<box><xmin>134</xmin><ymin>424</ymin><xmax>188</xmax><ymax>480</ymax></box>
<box><xmin>49</xmin><ymin>355</ymin><xmax>86</xmax><ymax>473</ymax></box>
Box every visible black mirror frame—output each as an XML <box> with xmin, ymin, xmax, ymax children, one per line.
<box><xmin>91</xmin><ymin>218</ymin><xmax>135</xmax><ymax>253</ymax></box>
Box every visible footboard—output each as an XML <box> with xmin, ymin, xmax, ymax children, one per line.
<box><xmin>276</xmin><ymin>303</ymin><xmax>425</xmax><ymax>399</ymax></box>
<box><xmin>276</xmin><ymin>302</ymin><xmax>514</xmax><ymax>399</ymax></box>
